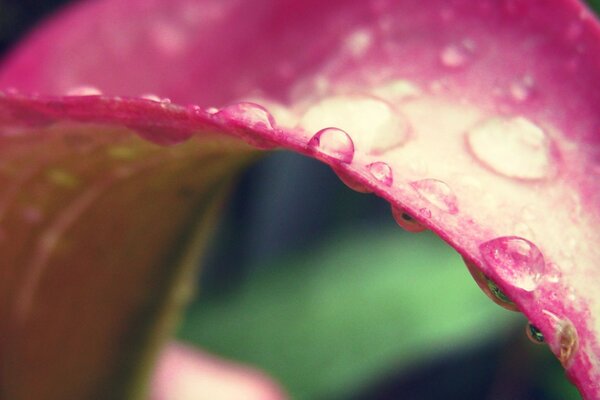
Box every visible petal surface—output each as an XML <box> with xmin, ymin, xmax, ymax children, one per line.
<box><xmin>1</xmin><ymin>0</ymin><xmax>600</xmax><ymax>398</ymax></box>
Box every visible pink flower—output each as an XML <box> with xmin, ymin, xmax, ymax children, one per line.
<box><xmin>0</xmin><ymin>0</ymin><xmax>599</xmax><ymax>398</ymax></box>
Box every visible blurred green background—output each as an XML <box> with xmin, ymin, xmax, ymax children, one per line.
<box><xmin>180</xmin><ymin>152</ymin><xmax>580</xmax><ymax>399</ymax></box>
<box><xmin>2</xmin><ymin>1</ymin><xmax>597</xmax><ymax>398</ymax></box>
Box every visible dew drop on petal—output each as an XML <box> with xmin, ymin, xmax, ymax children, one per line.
<box><xmin>333</xmin><ymin>167</ymin><xmax>370</xmax><ymax>193</ymax></box>
<box><xmin>367</xmin><ymin>162</ymin><xmax>393</xmax><ymax>186</ymax></box>
<box><xmin>543</xmin><ymin>311</ymin><xmax>579</xmax><ymax>367</ymax></box>
<box><xmin>557</xmin><ymin>319</ymin><xmax>578</xmax><ymax>367</ymax></box>
<box><xmin>299</xmin><ymin>95</ymin><xmax>410</xmax><ymax>155</ymax></box>
<box><xmin>391</xmin><ymin>206</ymin><xmax>427</xmax><ymax>233</ymax></box>
<box><xmin>440</xmin><ymin>41</ymin><xmax>474</xmax><ymax>68</ymax></box>
<box><xmin>308</xmin><ymin>128</ymin><xmax>354</xmax><ymax>163</ymax></box>
<box><xmin>66</xmin><ymin>86</ymin><xmax>103</xmax><ymax>96</ymax></box>
<box><xmin>466</xmin><ymin>116</ymin><xmax>552</xmax><ymax>180</ymax></box>
<box><xmin>509</xmin><ymin>76</ymin><xmax>534</xmax><ymax>102</ymax></box>
<box><xmin>410</xmin><ymin>179</ymin><xmax>458</xmax><ymax>214</ymax></box>
<box><xmin>525</xmin><ymin>323</ymin><xmax>545</xmax><ymax>344</ymax></box>
<box><xmin>141</xmin><ymin>93</ymin><xmax>169</xmax><ymax>103</ymax></box>
<box><xmin>217</xmin><ymin>102</ymin><xmax>276</xmax><ymax>130</ymax></box>
<box><xmin>479</xmin><ymin>236</ymin><xmax>546</xmax><ymax>292</ymax></box>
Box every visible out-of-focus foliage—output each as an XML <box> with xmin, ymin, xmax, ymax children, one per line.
<box><xmin>180</xmin><ymin>225</ymin><xmax>520</xmax><ymax>399</ymax></box>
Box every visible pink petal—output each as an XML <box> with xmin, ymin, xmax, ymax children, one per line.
<box><xmin>151</xmin><ymin>342</ymin><xmax>286</xmax><ymax>400</ymax></box>
<box><xmin>1</xmin><ymin>0</ymin><xmax>600</xmax><ymax>397</ymax></box>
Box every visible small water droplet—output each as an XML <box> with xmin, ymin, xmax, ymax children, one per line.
<box><xmin>440</xmin><ymin>40</ymin><xmax>474</xmax><ymax>68</ymax></box>
<box><xmin>299</xmin><ymin>95</ymin><xmax>410</xmax><ymax>155</ymax></box>
<box><xmin>205</xmin><ymin>107</ymin><xmax>219</xmax><ymax>114</ymax></box>
<box><xmin>466</xmin><ymin>116</ymin><xmax>552</xmax><ymax>180</ymax></box>
<box><xmin>66</xmin><ymin>86</ymin><xmax>103</xmax><ymax>96</ymax></box>
<box><xmin>141</xmin><ymin>94</ymin><xmax>170</xmax><ymax>104</ymax></box>
<box><xmin>543</xmin><ymin>311</ymin><xmax>579</xmax><ymax>367</ymax></box>
<box><xmin>479</xmin><ymin>236</ymin><xmax>545</xmax><ymax>292</ymax></box>
<box><xmin>526</xmin><ymin>323</ymin><xmax>545</xmax><ymax>344</ymax></box>
<box><xmin>410</xmin><ymin>179</ymin><xmax>458</xmax><ymax>214</ymax></box>
<box><xmin>345</xmin><ymin>28</ymin><xmax>372</xmax><ymax>57</ymax></box>
<box><xmin>333</xmin><ymin>167</ymin><xmax>370</xmax><ymax>193</ymax></box>
<box><xmin>557</xmin><ymin>319</ymin><xmax>578</xmax><ymax>367</ymax></box>
<box><xmin>367</xmin><ymin>162</ymin><xmax>393</xmax><ymax>186</ymax></box>
<box><xmin>391</xmin><ymin>206</ymin><xmax>427</xmax><ymax>233</ymax></box>
<box><xmin>217</xmin><ymin>102</ymin><xmax>276</xmax><ymax>130</ymax></box>
<box><xmin>509</xmin><ymin>76</ymin><xmax>534</xmax><ymax>102</ymax></box>
<box><xmin>308</xmin><ymin>128</ymin><xmax>354</xmax><ymax>163</ymax></box>
<box><xmin>463</xmin><ymin>258</ymin><xmax>519</xmax><ymax>311</ymax></box>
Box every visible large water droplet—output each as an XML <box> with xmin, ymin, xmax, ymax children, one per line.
<box><xmin>308</xmin><ymin>128</ymin><xmax>354</xmax><ymax>163</ymax></box>
<box><xmin>391</xmin><ymin>206</ymin><xmax>426</xmax><ymax>233</ymax></box>
<box><xmin>466</xmin><ymin>116</ymin><xmax>552</xmax><ymax>180</ymax></box>
<box><xmin>216</xmin><ymin>102</ymin><xmax>276</xmax><ymax>130</ymax></box>
<box><xmin>479</xmin><ymin>236</ymin><xmax>545</xmax><ymax>291</ymax></box>
<box><xmin>367</xmin><ymin>162</ymin><xmax>393</xmax><ymax>186</ymax></box>
<box><xmin>440</xmin><ymin>40</ymin><xmax>475</xmax><ymax>68</ymax></box>
<box><xmin>299</xmin><ymin>95</ymin><xmax>410</xmax><ymax>155</ymax></box>
<box><xmin>410</xmin><ymin>179</ymin><xmax>458</xmax><ymax>214</ymax></box>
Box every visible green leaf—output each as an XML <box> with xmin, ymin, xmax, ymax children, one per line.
<box><xmin>179</xmin><ymin>227</ymin><xmax>520</xmax><ymax>399</ymax></box>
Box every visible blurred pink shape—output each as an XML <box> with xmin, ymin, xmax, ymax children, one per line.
<box><xmin>151</xmin><ymin>342</ymin><xmax>288</xmax><ymax>400</ymax></box>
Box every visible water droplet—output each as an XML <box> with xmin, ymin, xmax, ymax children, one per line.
<box><xmin>526</xmin><ymin>323</ymin><xmax>545</xmax><ymax>344</ymax></box>
<box><xmin>66</xmin><ymin>86</ymin><xmax>103</xmax><ymax>96</ymax></box>
<box><xmin>509</xmin><ymin>76</ymin><xmax>534</xmax><ymax>102</ymax></box>
<box><xmin>205</xmin><ymin>107</ymin><xmax>219</xmax><ymax>114</ymax></box>
<box><xmin>463</xmin><ymin>258</ymin><xmax>519</xmax><ymax>311</ymax></box>
<box><xmin>367</xmin><ymin>162</ymin><xmax>393</xmax><ymax>186</ymax></box>
<box><xmin>466</xmin><ymin>116</ymin><xmax>552</xmax><ymax>180</ymax></box>
<box><xmin>557</xmin><ymin>319</ymin><xmax>578</xmax><ymax>367</ymax></box>
<box><xmin>299</xmin><ymin>95</ymin><xmax>410</xmax><ymax>155</ymax></box>
<box><xmin>410</xmin><ymin>179</ymin><xmax>458</xmax><ymax>214</ymax></box>
<box><xmin>479</xmin><ymin>236</ymin><xmax>545</xmax><ymax>292</ymax></box>
<box><xmin>440</xmin><ymin>40</ymin><xmax>474</xmax><ymax>68</ymax></box>
<box><xmin>345</xmin><ymin>29</ymin><xmax>372</xmax><ymax>57</ymax></box>
<box><xmin>333</xmin><ymin>167</ymin><xmax>370</xmax><ymax>193</ymax></box>
<box><xmin>217</xmin><ymin>102</ymin><xmax>276</xmax><ymax>130</ymax></box>
<box><xmin>543</xmin><ymin>311</ymin><xmax>579</xmax><ymax>367</ymax></box>
<box><xmin>141</xmin><ymin>94</ymin><xmax>170</xmax><ymax>103</ymax></box>
<box><xmin>308</xmin><ymin>128</ymin><xmax>354</xmax><ymax>163</ymax></box>
<box><xmin>391</xmin><ymin>206</ymin><xmax>427</xmax><ymax>233</ymax></box>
